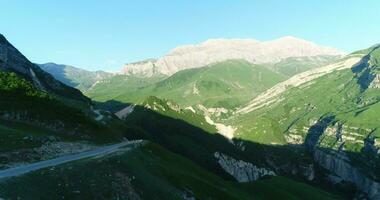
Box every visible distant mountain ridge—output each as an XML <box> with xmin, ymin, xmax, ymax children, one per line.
<box><xmin>39</xmin><ymin>63</ymin><xmax>113</xmax><ymax>92</ymax></box>
<box><xmin>123</xmin><ymin>36</ymin><xmax>345</xmax><ymax>76</ymax></box>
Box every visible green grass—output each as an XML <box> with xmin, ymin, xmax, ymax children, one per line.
<box><xmin>85</xmin><ymin>74</ymin><xmax>167</xmax><ymax>102</ymax></box>
<box><xmin>267</xmin><ymin>55</ymin><xmax>341</xmax><ymax>77</ymax></box>
<box><xmin>0</xmin><ymin>142</ymin><xmax>341</xmax><ymax>200</ymax></box>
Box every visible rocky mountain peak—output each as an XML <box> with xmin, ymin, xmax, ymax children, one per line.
<box><xmin>0</xmin><ymin>34</ymin><xmax>8</xmax><ymax>44</ymax></box>
<box><xmin>123</xmin><ymin>36</ymin><xmax>345</xmax><ymax>77</ymax></box>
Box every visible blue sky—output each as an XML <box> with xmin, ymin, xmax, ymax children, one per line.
<box><xmin>1</xmin><ymin>0</ymin><xmax>380</xmax><ymax>71</ymax></box>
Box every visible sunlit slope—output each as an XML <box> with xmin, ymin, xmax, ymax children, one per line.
<box><xmin>87</xmin><ymin>60</ymin><xmax>286</xmax><ymax>109</ymax></box>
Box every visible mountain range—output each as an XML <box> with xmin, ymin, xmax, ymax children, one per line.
<box><xmin>1</xmin><ymin>33</ymin><xmax>379</xmax><ymax>199</ymax></box>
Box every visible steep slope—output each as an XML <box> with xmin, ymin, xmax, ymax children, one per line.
<box><xmin>230</xmin><ymin>46</ymin><xmax>380</xmax><ymax>199</ymax></box>
<box><xmin>123</xmin><ymin>36</ymin><xmax>344</xmax><ymax>76</ymax></box>
<box><xmin>88</xmin><ymin>60</ymin><xmax>287</xmax><ymax>110</ymax></box>
<box><xmin>267</xmin><ymin>55</ymin><xmax>341</xmax><ymax>77</ymax></box>
<box><xmin>0</xmin><ymin>34</ymin><xmax>131</xmax><ymax>168</ymax></box>
<box><xmin>236</xmin><ymin>55</ymin><xmax>362</xmax><ymax>114</ymax></box>
<box><xmin>39</xmin><ymin>63</ymin><xmax>113</xmax><ymax>92</ymax></box>
<box><xmin>0</xmin><ymin>34</ymin><xmax>89</xmax><ymax>104</ymax></box>
<box><xmin>0</xmin><ymin>71</ymin><xmax>97</xmax><ymax>134</ymax></box>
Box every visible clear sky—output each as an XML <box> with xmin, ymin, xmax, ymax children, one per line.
<box><xmin>1</xmin><ymin>0</ymin><xmax>380</xmax><ymax>71</ymax></box>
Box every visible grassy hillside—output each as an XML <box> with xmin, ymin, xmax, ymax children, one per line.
<box><xmin>85</xmin><ymin>74</ymin><xmax>167</xmax><ymax>102</ymax></box>
<box><xmin>87</xmin><ymin>60</ymin><xmax>286</xmax><ymax>110</ymax></box>
<box><xmin>0</xmin><ymin>142</ymin><xmax>341</xmax><ymax>200</ymax></box>
<box><xmin>230</xmin><ymin>47</ymin><xmax>380</xmax><ymax>180</ymax></box>
<box><xmin>267</xmin><ymin>55</ymin><xmax>341</xmax><ymax>77</ymax></box>
<box><xmin>0</xmin><ymin>71</ymin><xmax>127</xmax><ymax>144</ymax></box>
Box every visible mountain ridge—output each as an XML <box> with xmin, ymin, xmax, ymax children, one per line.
<box><xmin>38</xmin><ymin>62</ymin><xmax>113</xmax><ymax>92</ymax></box>
<box><xmin>122</xmin><ymin>36</ymin><xmax>345</xmax><ymax>77</ymax></box>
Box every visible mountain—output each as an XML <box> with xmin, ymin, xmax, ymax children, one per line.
<box><xmin>123</xmin><ymin>36</ymin><xmax>344</xmax><ymax>77</ymax></box>
<box><xmin>0</xmin><ymin>33</ymin><xmax>350</xmax><ymax>199</ymax></box>
<box><xmin>0</xmin><ymin>34</ymin><xmax>128</xmax><ymax>156</ymax></box>
<box><xmin>87</xmin><ymin>60</ymin><xmax>287</xmax><ymax>110</ymax></box>
<box><xmin>229</xmin><ymin>46</ymin><xmax>380</xmax><ymax>199</ymax></box>
<box><xmin>39</xmin><ymin>63</ymin><xmax>113</xmax><ymax>92</ymax></box>
<box><xmin>0</xmin><ymin>34</ymin><xmax>89</xmax><ymax>104</ymax></box>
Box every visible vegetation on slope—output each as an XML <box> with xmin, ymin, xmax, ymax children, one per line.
<box><xmin>231</xmin><ymin>46</ymin><xmax>380</xmax><ymax>179</ymax></box>
<box><xmin>85</xmin><ymin>74</ymin><xmax>167</xmax><ymax>103</ymax></box>
<box><xmin>267</xmin><ymin>55</ymin><xmax>341</xmax><ymax>77</ymax></box>
<box><xmin>0</xmin><ymin>71</ymin><xmax>124</xmax><ymax>143</ymax></box>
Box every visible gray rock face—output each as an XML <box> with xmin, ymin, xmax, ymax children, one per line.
<box><xmin>301</xmin><ymin>116</ymin><xmax>380</xmax><ymax>199</ymax></box>
<box><xmin>314</xmin><ymin>149</ymin><xmax>380</xmax><ymax>199</ymax></box>
<box><xmin>369</xmin><ymin>74</ymin><xmax>380</xmax><ymax>89</ymax></box>
<box><xmin>123</xmin><ymin>36</ymin><xmax>344</xmax><ymax>77</ymax></box>
<box><xmin>214</xmin><ymin>152</ymin><xmax>275</xmax><ymax>182</ymax></box>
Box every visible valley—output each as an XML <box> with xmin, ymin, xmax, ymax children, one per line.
<box><xmin>0</xmin><ymin>32</ymin><xmax>379</xmax><ymax>200</ymax></box>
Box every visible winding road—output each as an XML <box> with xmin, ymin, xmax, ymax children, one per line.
<box><xmin>0</xmin><ymin>140</ymin><xmax>142</xmax><ymax>180</ymax></box>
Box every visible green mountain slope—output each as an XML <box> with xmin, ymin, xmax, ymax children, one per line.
<box><xmin>0</xmin><ymin>141</ymin><xmax>341</xmax><ymax>200</ymax></box>
<box><xmin>230</xmin><ymin>46</ymin><xmax>380</xmax><ymax>198</ymax></box>
<box><xmin>87</xmin><ymin>59</ymin><xmax>287</xmax><ymax>110</ymax></box>
<box><xmin>0</xmin><ymin>34</ymin><xmax>130</xmax><ymax>163</ymax></box>
<box><xmin>267</xmin><ymin>55</ymin><xmax>341</xmax><ymax>77</ymax></box>
<box><xmin>232</xmin><ymin>47</ymin><xmax>380</xmax><ymax>149</ymax></box>
<box><xmin>39</xmin><ymin>63</ymin><xmax>113</xmax><ymax>92</ymax></box>
<box><xmin>0</xmin><ymin>71</ymin><xmax>127</xmax><ymax>144</ymax></box>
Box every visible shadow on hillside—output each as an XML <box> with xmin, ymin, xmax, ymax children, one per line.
<box><xmin>96</xmin><ymin>100</ymin><xmax>379</xmax><ymax>199</ymax></box>
<box><xmin>39</xmin><ymin>64</ymin><xmax>79</xmax><ymax>88</ymax></box>
<box><xmin>93</xmin><ymin>100</ymin><xmax>131</xmax><ymax>113</ymax></box>
<box><xmin>351</xmin><ymin>46</ymin><xmax>380</xmax><ymax>90</ymax></box>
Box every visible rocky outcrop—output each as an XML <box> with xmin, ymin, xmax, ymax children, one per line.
<box><xmin>369</xmin><ymin>74</ymin><xmax>380</xmax><ymax>89</ymax></box>
<box><xmin>214</xmin><ymin>152</ymin><xmax>275</xmax><ymax>182</ymax></box>
<box><xmin>353</xmin><ymin>46</ymin><xmax>380</xmax><ymax>90</ymax></box>
<box><xmin>314</xmin><ymin>149</ymin><xmax>380</xmax><ymax>199</ymax></box>
<box><xmin>303</xmin><ymin>117</ymin><xmax>380</xmax><ymax>199</ymax></box>
<box><xmin>123</xmin><ymin>36</ymin><xmax>344</xmax><ymax>77</ymax></box>
<box><xmin>115</xmin><ymin>105</ymin><xmax>135</xmax><ymax>120</ymax></box>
